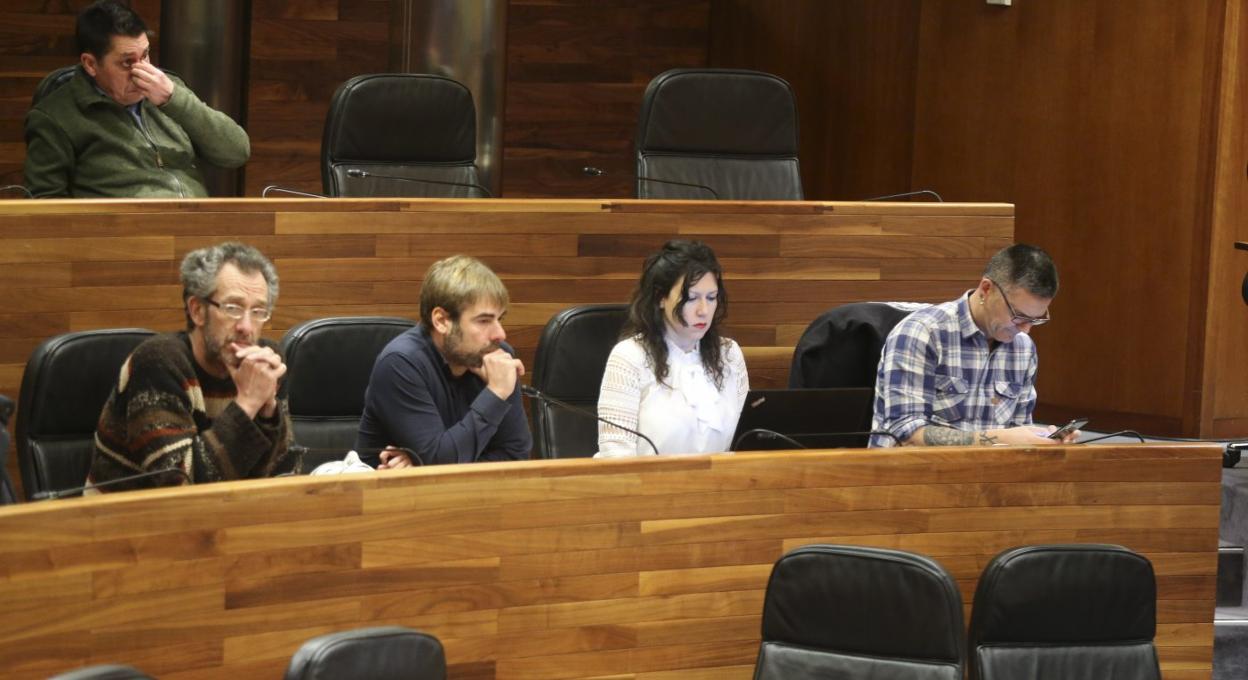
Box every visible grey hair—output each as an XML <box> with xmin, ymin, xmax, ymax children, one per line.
<box><xmin>984</xmin><ymin>243</ymin><xmax>1059</xmax><ymax>299</ymax></box>
<box><xmin>180</xmin><ymin>242</ymin><xmax>279</xmax><ymax>329</ymax></box>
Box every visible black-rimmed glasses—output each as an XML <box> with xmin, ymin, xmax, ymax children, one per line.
<box><xmin>988</xmin><ymin>279</ymin><xmax>1050</xmax><ymax>326</ymax></box>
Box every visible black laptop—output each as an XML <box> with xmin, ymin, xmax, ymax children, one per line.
<box><xmin>731</xmin><ymin>387</ymin><xmax>875</xmax><ymax>451</ymax></box>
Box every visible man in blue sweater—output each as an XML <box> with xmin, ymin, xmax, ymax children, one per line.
<box><xmin>357</xmin><ymin>255</ymin><xmax>532</xmax><ymax>465</ymax></box>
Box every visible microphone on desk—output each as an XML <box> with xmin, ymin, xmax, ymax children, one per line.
<box><xmin>582</xmin><ymin>166</ymin><xmax>721</xmax><ymax>200</ymax></box>
<box><xmin>345</xmin><ymin>169</ymin><xmax>493</xmax><ymax>198</ymax></box>
<box><xmin>31</xmin><ymin>467</ymin><xmax>192</xmax><ymax>501</ymax></box>
<box><xmin>732</xmin><ymin>429</ymin><xmax>902</xmax><ymax>451</ymax></box>
<box><xmin>262</xmin><ymin>185</ymin><xmax>327</xmax><ymax>198</ymax></box>
<box><xmin>288</xmin><ymin>444</ymin><xmax>425</xmax><ymax>467</ymax></box>
<box><xmin>638</xmin><ymin>174</ymin><xmax>718</xmax><ymax>198</ymax></box>
<box><xmin>861</xmin><ymin>189</ymin><xmax>944</xmax><ymax>202</ymax></box>
<box><xmin>520</xmin><ymin>384</ymin><xmax>659</xmax><ymax>455</ymax></box>
<box><xmin>0</xmin><ymin>184</ymin><xmax>34</xmax><ymax>198</ymax></box>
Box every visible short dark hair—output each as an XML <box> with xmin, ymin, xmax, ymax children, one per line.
<box><xmin>77</xmin><ymin>1</ymin><xmax>148</xmax><ymax>60</ymax></box>
<box><xmin>984</xmin><ymin>243</ymin><xmax>1059</xmax><ymax>298</ymax></box>
<box><xmin>623</xmin><ymin>239</ymin><xmax>730</xmax><ymax>389</ymax></box>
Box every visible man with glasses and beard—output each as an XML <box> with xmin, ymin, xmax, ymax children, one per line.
<box><xmin>90</xmin><ymin>242</ymin><xmax>301</xmax><ymax>491</ymax></box>
<box><xmin>357</xmin><ymin>255</ymin><xmax>532</xmax><ymax>464</ymax></box>
<box><xmin>870</xmin><ymin>243</ymin><xmax>1078</xmax><ymax>448</ymax></box>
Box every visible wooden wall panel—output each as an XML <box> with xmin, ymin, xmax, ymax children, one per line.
<box><xmin>0</xmin><ymin>2</ymin><xmax>161</xmax><ymax>189</ymax></box>
<box><xmin>244</xmin><ymin>0</ymin><xmax>390</xmax><ymax>197</ymax></box>
<box><xmin>709</xmin><ymin>0</ymin><xmax>922</xmax><ymax>202</ymax></box>
<box><xmin>0</xmin><ymin>197</ymin><xmax>1010</xmax><ymax>499</ymax></box>
<box><xmin>909</xmin><ymin>1</ymin><xmax>1224</xmax><ymax>436</ymax></box>
<box><xmin>1203</xmin><ymin>0</ymin><xmax>1248</xmax><ymax>437</ymax></box>
<box><xmin>503</xmin><ymin>0</ymin><xmax>711</xmax><ymax>198</ymax></box>
<box><xmin>0</xmin><ymin>444</ymin><xmax>1222</xmax><ymax>679</ymax></box>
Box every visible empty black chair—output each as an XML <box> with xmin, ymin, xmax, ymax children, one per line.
<box><xmin>969</xmin><ymin>544</ymin><xmax>1161</xmax><ymax>680</ymax></box>
<box><xmin>322</xmin><ymin>73</ymin><xmax>485</xmax><ymax>198</ymax></box>
<box><xmin>635</xmin><ymin>68</ymin><xmax>802</xmax><ymax>200</ymax></box>
<box><xmin>755</xmin><ymin>544</ymin><xmax>965</xmax><ymax>679</ymax></box>
<box><xmin>789</xmin><ymin>301</ymin><xmax>928</xmax><ymax>389</ymax></box>
<box><xmin>530</xmin><ymin>304</ymin><xmax>628</xmax><ymax>458</ymax></box>
<box><xmin>16</xmin><ymin>329</ymin><xmax>154</xmax><ymax>500</ymax></box>
<box><xmin>284</xmin><ymin>626</ymin><xmax>446</xmax><ymax>680</ymax></box>
<box><xmin>279</xmin><ymin>317</ymin><xmax>415</xmax><ymax>470</ymax></box>
<box><xmin>48</xmin><ymin>665</ymin><xmax>153</xmax><ymax>680</ymax></box>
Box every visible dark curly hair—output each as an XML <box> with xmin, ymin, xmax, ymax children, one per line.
<box><xmin>623</xmin><ymin>239</ymin><xmax>729</xmax><ymax>389</ymax></box>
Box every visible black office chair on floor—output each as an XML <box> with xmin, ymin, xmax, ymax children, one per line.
<box><xmin>48</xmin><ymin>665</ymin><xmax>153</xmax><ymax>680</ymax></box>
<box><xmin>16</xmin><ymin>329</ymin><xmax>154</xmax><ymax>500</ymax></box>
<box><xmin>969</xmin><ymin>544</ymin><xmax>1162</xmax><ymax>680</ymax></box>
<box><xmin>284</xmin><ymin>626</ymin><xmax>446</xmax><ymax>680</ymax></box>
<box><xmin>31</xmin><ymin>65</ymin><xmax>78</xmax><ymax>106</ymax></box>
<box><xmin>635</xmin><ymin>68</ymin><xmax>802</xmax><ymax>200</ymax></box>
<box><xmin>530</xmin><ymin>304</ymin><xmax>628</xmax><ymax>458</ymax></box>
<box><xmin>279</xmin><ymin>317</ymin><xmax>416</xmax><ymax>471</ymax></box>
<box><xmin>789</xmin><ymin>301</ymin><xmax>928</xmax><ymax>389</ymax></box>
<box><xmin>322</xmin><ymin>73</ymin><xmax>486</xmax><ymax>198</ymax></box>
<box><xmin>754</xmin><ymin>544</ymin><xmax>965</xmax><ymax>680</ymax></box>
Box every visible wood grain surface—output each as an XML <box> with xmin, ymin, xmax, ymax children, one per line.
<box><xmin>0</xmin><ymin>443</ymin><xmax>1221</xmax><ymax>679</ymax></box>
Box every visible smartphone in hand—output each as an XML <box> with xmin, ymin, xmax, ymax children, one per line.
<box><xmin>1048</xmin><ymin>418</ymin><xmax>1089</xmax><ymax>440</ymax></box>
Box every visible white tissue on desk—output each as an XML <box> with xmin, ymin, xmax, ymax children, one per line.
<box><xmin>309</xmin><ymin>450</ymin><xmax>376</xmax><ymax>475</ymax></box>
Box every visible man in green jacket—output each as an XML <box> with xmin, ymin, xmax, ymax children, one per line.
<box><xmin>23</xmin><ymin>1</ymin><xmax>250</xmax><ymax>198</ymax></box>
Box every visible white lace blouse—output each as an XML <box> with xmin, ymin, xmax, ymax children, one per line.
<box><xmin>595</xmin><ymin>334</ymin><xmax>749</xmax><ymax>457</ymax></box>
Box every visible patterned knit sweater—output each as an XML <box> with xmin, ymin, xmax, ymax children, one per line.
<box><xmin>90</xmin><ymin>332</ymin><xmax>298</xmax><ymax>491</ymax></box>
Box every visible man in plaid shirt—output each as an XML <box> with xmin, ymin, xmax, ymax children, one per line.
<box><xmin>871</xmin><ymin>244</ymin><xmax>1077</xmax><ymax>447</ymax></box>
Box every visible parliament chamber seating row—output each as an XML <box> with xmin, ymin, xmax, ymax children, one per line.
<box><xmin>12</xmin><ymin>296</ymin><xmax>930</xmax><ymax>502</ymax></box>
<box><xmin>52</xmin><ymin>543</ymin><xmax>1163</xmax><ymax>680</ymax></box>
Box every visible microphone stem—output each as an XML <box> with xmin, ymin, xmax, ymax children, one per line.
<box><xmin>523</xmin><ymin>386</ymin><xmax>659</xmax><ymax>455</ymax></box>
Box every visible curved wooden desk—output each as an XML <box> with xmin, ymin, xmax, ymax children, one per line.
<box><xmin>0</xmin><ymin>445</ymin><xmax>1221</xmax><ymax>679</ymax></box>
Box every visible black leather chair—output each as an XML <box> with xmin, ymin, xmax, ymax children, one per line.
<box><xmin>49</xmin><ymin>665</ymin><xmax>153</xmax><ymax>680</ymax></box>
<box><xmin>530</xmin><ymin>304</ymin><xmax>628</xmax><ymax>458</ymax></box>
<box><xmin>16</xmin><ymin>329</ymin><xmax>154</xmax><ymax>500</ymax></box>
<box><xmin>789</xmin><ymin>301</ymin><xmax>928</xmax><ymax>389</ymax></box>
<box><xmin>0</xmin><ymin>394</ymin><xmax>15</xmax><ymax>504</ymax></box>
<box><xmin>31</xmin><ymin>65</ymin><xmax>78</xmax><ymax>106</ymax></box>
<box><xmin>755</xmin><ymin>544</ymin><xmax>965</xmax><ymax>679</ymax></box>
<box><xmin>635</xmin><ymin>68</ymin><xmax>802</xmax><ymax>200</ymax></box>
<box><xmin>284</xmin><ymin>626</ymin><xmax>446</xmax><ymax>680</ymax></box>
<box><xmin>321</xmin><ymin>73</ymin><xmax>485</xmax><ymax>198</ymax></box>
<box><xmin>969</xmin><ymin>544</ymin><xmax>1162</xmax><ymax>680</ymax></box>
<box><xmin>279</xmin><ymin>317</ymin><xmax>415</xmax><ymax>470</ymax></box>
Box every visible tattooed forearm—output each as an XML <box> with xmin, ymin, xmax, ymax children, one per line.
<box><xmin>977</xmin><ymin>432</ymin><xmax>1000</xmax><ymax>446</ymax></box>
<box><xmin>922</xmin><ymin>427</ymin><xmax>976</xmax><ymax>446</ymax></box>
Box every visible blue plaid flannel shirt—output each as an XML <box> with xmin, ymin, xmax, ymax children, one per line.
<box><xmin>870</xmin><ymin>293</ymin><xmax>1038</xmax><ymax>447</ymax></box>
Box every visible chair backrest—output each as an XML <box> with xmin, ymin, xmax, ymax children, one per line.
<box><xmin>16</xmin><ymin>329</ymin><xmax>154</xmax><ymax>501</ymax></box>
<box><xmin>969</xmin><ymin>544</ymin><xmax>1161</xmax><ymax>680</ymax></box>
<box><xmin>284</xmin><ymin>626</ymin><xmax>446</xmax><ymax>680</ymax></box>
<box><xmin>321</xmin><ymin>73</ymin><xmax>483</xmax><ymax>198</ymax></box>
<box><xmin>755</xmin><ymin>544</ymin><xmax>965</xmax><ymax>680</ymax></box>
<box><xmin>635</xmin><ymin>68</ymin><xmax>802</xmax><ymax>200</ymax></box>
<box><xmin>0</xmin><ymin>394</ymin><xmax>14</xmax><ymax>504</ymax></box>
<box><xmin>279</xmin><ymin>317</ymin><xmax>416</xmax><ymax>469</ymax></box>
<box><xmin>49</xmin><ymin>665</ymin><xmax>153</xmax><ymax>680</ymax></box>
<box><xmin>789</xmin><ymin>301</ymin><xmax>929</xmax><ymax>389</ymax></box>
<box><xmin>530</xmin><ymin>304</ymin><xmax>628</xmax><ymax>458</ymax></box>
<box><xmin>31</xmin><ymin>65</ymin><xmax>77</xmax><ymax>107</ymax></box>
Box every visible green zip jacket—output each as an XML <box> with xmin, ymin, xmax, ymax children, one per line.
<box><xmin>23</xmin><ymin>67</ymin><xmax>250</xmax><ymax>198</ymax></box>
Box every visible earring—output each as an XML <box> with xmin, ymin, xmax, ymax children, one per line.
<box><xmin>979</xmin><ymin>295</ymin><xmax>985</xmax><ymax>305</ymax></box>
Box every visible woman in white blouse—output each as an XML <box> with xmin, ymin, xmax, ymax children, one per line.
<box><xmin>595</xmin><ymin>240</ymin><xmax>749</xmax><ymax>457</ymax></box>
